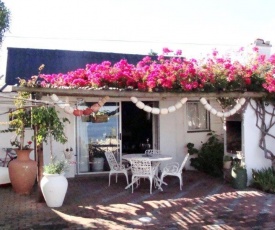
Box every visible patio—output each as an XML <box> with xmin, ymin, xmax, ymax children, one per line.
<box><xmin>1</xmin><ymin>171</ymin><xmax>275</xmax><ymax>229</ymax></box>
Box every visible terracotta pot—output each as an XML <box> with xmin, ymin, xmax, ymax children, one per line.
<box><xmin>73</xmin><ymin>109</ymin><xmax>83</xmax><ymax>116</ymax></box>
<box><xmin>82</xmin><ymin>107</ymin><xmax>93</xmax><ymax>116</ymax></box>
<box><xmin>8</xmin><ymin>149</ymin><xmax>37</xmax><ymax>195</ymax></box>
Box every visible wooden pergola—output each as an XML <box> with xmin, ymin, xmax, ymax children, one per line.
<box><xmin>13</xmin><ymin>86</ymin><xmax>267</xmax><ymax>99</ymax></box>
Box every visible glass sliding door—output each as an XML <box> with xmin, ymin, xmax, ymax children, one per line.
<box><xmin>76</xmin><ymin>102</ymin><xmax>120</xmax><ymax>174</ymax></box>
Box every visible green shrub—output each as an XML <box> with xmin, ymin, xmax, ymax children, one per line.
<box><xmin>252</xmin><ymin>167</ymin><xmax>275</xmax><ymax>193</ymax></box>
<box><xmin>43</xmin><ymin>159</ymin><xmax>69</xmax><ymax>174</ymax></box>
<box><xmin>187</xmin><ymin>131</ymin><xmax>224</xmax><ymax>177</ymax></box>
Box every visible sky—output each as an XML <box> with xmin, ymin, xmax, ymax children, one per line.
<box><xmin>0</xmin><ymin>0</ymin><xmax>275</xmax><ymax>82</ymax></box>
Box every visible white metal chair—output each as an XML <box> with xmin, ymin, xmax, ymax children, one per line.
<box><xmin>130</xmin><ymin>158</ymin><xmax>160</xmax><ymax>194</ymax></box>
<box><xmin>144</xmin><ymin>149</ymin><xmax>161</xmax><ymax>156</ymax></box>
<box><xmin>160</xmin><ymin>153</ymin><xmax>190</xmax><ymax>190</ymax></box>
<box><xmin>105</xmin><ymin>151</ymin><xmax>130</xmax><ymax>186</ymax></box>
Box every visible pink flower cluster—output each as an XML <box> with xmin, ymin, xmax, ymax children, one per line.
<box><xmin>38</xmin><ymin>47</ymin><xmax>275</xmax><ymax>93</ymax></box>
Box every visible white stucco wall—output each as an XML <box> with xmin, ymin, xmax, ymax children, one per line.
<box><xmin>0</xmin><ymin>96</ymin><xmax>77</xmax><ymax>178</ymax></box>
<box><xmin>159</xmin><ymin>99</ymin><xmax>185</xmax><ymax>169</ymax></box>
<box><xmin>243</xmin><ymin>100</ymin><xmax>272</xmax><ymax>184</ymax></box>
<box><xmin>0</xmin><ymin>95</ymin><xmax>225</xmax><ymax>177</ymax></box>
<box><xmin>0</xmin><ymin>104</ymin><xmax>35</xmax><ymax>161</ymax></box>
<box><xmin>42</xmin><ymin>96</ymin><xmax>77</xmax><ymax>178</ymax></box>
<box><xmin>159</xmin><ymin>98</ymin><xmax>224</xmax><ymax>171</ymax></box>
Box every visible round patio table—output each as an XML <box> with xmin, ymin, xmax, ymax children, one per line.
<box><xmin>122</xmin><ymin>153</ymin><xmax>172</xmax><ymax>190</ymax></box>
<box><xmin>122</xmin><ymin>153</ymin><xmax>172</xmax><ymax>162</ymax></box>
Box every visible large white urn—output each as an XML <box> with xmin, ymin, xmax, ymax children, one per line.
<box><xmin>40</xmin><ymin>173</ymin><xmax>68</xmax><ymax>207</ymax></box>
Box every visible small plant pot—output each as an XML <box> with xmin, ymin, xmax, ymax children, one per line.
<box><xmin>92</xmin><ymin>157</ymin><xmax>104</xmax><ymax>172</ymax></box>
<box><xmin>231</xmin><ymin>167</ymin><xmax>247</xmax><ymax>189</ymax></box>
<box><xmin>223</xmin><ymin>161</ymin><xmax>232</xmax><ymax>169</ymax></box>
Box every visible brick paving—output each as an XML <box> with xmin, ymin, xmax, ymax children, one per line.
<box><xmin>1</xmin><ymin>171</ymin><xmax>275</xmax><ymax>229</ymax></box>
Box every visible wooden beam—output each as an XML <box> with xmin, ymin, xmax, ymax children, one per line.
<box><xmin>12</xmin><ymin>87</ymin><xmax>267</xmax><ymax>99</ymax></box>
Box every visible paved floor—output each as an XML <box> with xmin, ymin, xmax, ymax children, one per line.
<box><xmin>1</xmin><ymin>171</ymin><xmax>275</xmax><ymax>229</ymax></box>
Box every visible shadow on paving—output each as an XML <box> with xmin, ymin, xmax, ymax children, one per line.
<box><xmin>0</xmin><ymin>171</ymin><xmax>275</xmax><ymax>229</ymax></box>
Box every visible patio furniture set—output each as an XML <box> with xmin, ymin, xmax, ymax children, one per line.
<box><xmin>105</xmin><ymin>150</ymin><xmax>190</xmax><ymax>194</ymax></box>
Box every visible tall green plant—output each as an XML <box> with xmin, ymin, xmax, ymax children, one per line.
<box><xmin>187</xmin><ymin>131</ymin><xmax>224</xmax><ymax>177</ymax></box>
<box><xmin>31</xmin><ymin>106</ymin><xmax>69</xmax><ymax>158</ymax></box>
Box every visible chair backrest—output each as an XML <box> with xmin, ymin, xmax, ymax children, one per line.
<box><xmin>130</xmin><ymin>158</ymin><xmax>153</xmax><ymax>176</ymax></box>
<box><xmin>179</xmin><ymin>153</ymin><xmax>190</xmax><ymax>172</ymax></box>
<box><xmin>145</xmin><ymin>149</ymin><xmax>161</xmax><ymax>156</ymax></box>
<box><xmin>105</xmin><ymin>151</ymin><xmax>119</xmax><ymax>169</ymax></box>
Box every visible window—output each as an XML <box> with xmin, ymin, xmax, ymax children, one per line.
<box><xmin>187</xmin><ymin>101</ymin><xmax>210</xmax><ymax>132</ymax></box>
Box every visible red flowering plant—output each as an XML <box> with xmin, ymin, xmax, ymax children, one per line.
<box><xmin>10</xmin><ymin>136</ymin><xmax>32</xmax><ymax>150</ymax></box>
<box><xmin>34</xmin><ymin>46</ymin><xmax>275</xmax><ymax>96</ymax></box>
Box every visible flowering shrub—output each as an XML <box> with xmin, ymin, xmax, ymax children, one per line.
<box><xmin>31</xmin><ymin>47</ymin><xmax>275</xmax><ymax>94</ymax></box>
<box><xmin>10</xmin><ymin>136</ymin><xmax>32</xmax><ymax>150</ymax></box>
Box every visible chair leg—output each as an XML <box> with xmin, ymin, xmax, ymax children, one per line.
<box><xmin>178</xmin><ymin>175</ymin><xmax>183</xmax><ymax>190</ymax></box>
<box><xmin>109</xmin><ymin>173</ymin><xmax>112</xmax><ymax>186</ymax></box>
<box><xmin>160</xmin><ymin>174</ymin><xmax>165</xmax><ymax>187</ymax></box>
<box><xmin>149</xmin><ymin>178</ymin><xmax>152</xmax><ymax>194</ymax></box>
<box><xmin>132</xmin><ymin>175</ymin><xmax>135</xmax><ymax>193</ymax></box>
<box><xmin>116</xmin><ymin>173</ymin><xmax>118</xmax><ymax>183</ymax></box>
<box><xmin>124</xmin><ymin>172</ymin><xmax>129</xmax><ymax>185</ymax></box>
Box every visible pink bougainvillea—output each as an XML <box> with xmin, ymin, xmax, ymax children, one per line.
<box><xmin>36</xmin><ymin>47</ymin><xmax>275</xmax><ymax>94</ymax></box>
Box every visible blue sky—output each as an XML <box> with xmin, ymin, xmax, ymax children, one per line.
<box><xmin>1</xmin><ymin>0</ymin><xmax>275</xmax><ymax>81</ymax></box>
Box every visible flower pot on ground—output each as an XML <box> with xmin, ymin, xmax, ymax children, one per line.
<box><xmin>223</xmin><ymin>155</ymin><xmax>232</xmax><ymax>169</ymax></box>
<box><xmin>40</xmin><ymin>159</ymin><xmax>68</xmax><ymax>207</ymax></box>
<box><xmin>231</xmin><ymin>154</ymin><xmax>247</xmax><ymax>189</ymax></box>
<box><xmin>0</xmin><ymin>81</ymin><xmax>38</xmax><ymax>195</ymax></box>
<box><xmin>8</xmin><ymin>148</ymin><xmax>37</xmax><ymax>195</ymax></box>
<box><xmin>231</xmin><ymin>167</ymin><xmax>247</xmax><ymax>189</ymax></box>
<box><xmin>92</xmin><ymin>157</ymin><xmax>104</xmax><ymax>172</ymax></box>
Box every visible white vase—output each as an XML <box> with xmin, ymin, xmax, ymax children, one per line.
<box><xmin>40</xmin><ymin>173</ymin><xmax>68</xmax><ymax>208</ymax></box>
<box><xmin>92</xmin><ymin>157</ymin><xmax>104</xmax><ymax>172</ymax></box>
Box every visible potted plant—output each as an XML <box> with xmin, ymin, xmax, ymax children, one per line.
<box><xmin>223</xmin><ymin>155</ymin><xmax>232</xmax><ymax>169</ymax></box>
<box><xmin>31</xmin><ymin>105</ymin><xmax>70</xmax><ymax>207</ymax></box>
<box><xmin>40</xmin><ymin>158</ymin><xmax>69</xmax><ymax>207</ymax></box>
<box><xmin>231</xmin><ymin>151</ymin><xmax>247</xmax><ymax>189</ymax></box>
<box><xmin>89</xmin><ymin>146</ymin><xmax>105</xmax><ymax>172</ymax></box>
<box><xmin>91</xmin><ymin>111</ymin><xmax>109</xmax><ymax>123</ymax></box>
<box><xmin>1</xmin><ymin>79</ymin><xmax>38</xmax><ymax>195</ymax></box>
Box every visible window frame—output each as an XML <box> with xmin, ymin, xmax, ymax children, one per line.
<box><xmin>186</xmin><ymin>100</ymin><xmax>210</xmax><ymax>133</ymax></box>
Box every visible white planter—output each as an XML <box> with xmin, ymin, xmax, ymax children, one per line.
<box><xmin>0</xmin><ymin>166</ymin><xmax>10</xmax><ymax>184</ymax></box>
<box><xmin>92</xmin><ymin>158</ymin><xmax>104</xmax><ymax>172</ymax></box>
<box><xmin>40</xmin><ymin>173</ymin><xmax>68</xmax><ymax>208</ymax></box>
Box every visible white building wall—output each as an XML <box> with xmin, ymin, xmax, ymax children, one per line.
<box><xmin>159</xmin><ymin>98</ymin><xmax>224</xmax><ymax>171</ymax></box>
<box><xmin>0</xmin><ymin>95</ymin><xmax>225</xmax><ymax>177</ymax></box>
<box><xmin>41</xmin><ymin>96</ymin><xmax>77</xmax><ymax>178</ymax></box>
<box><xmin>159</xmin><ymin>99</ymin><xmax>185</xmax><ymax>170</ymax></box>
<box><xmin>0</xmin><ymin>104</ymin><xmax>35</xmax><ymax>161</ymax></box>
<box><xmin>243</xmin><ymin>100</ymin><xmax>272</xmax><ymax>184</ymax></box>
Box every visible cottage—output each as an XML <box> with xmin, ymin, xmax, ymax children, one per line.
<box><xmin>0</xmin><ymin>39</ymin><xmax>273</xmax><ymax>186</ymax></box>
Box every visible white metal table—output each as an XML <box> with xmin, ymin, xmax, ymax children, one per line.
<box><xmin>122</xmin><ymin>153</ymin><xmax>172</xmax><ymax>191</ymax></box>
